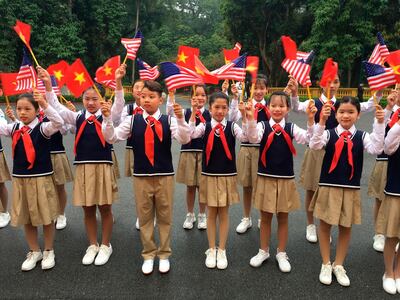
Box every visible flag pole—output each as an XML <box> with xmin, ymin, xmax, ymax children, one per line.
<box><xmin>27</xmin><ymin>47</ymin><xmax>39</xmax><ymax>67</ymax></box>
<box><xmin>241</xmin><ymin>81</ymin><xmax>246</xmax><ymax>102</ymax></box>
<box><xmin>5</xmin><ymin>95</ymin><xmax>10</xmax><ymax>107</ymax></box>
<box><xmin>249</xmin><ymin>83</ymin><xmax>255</xmax><ymax>101</ymax></box>
<box><xmin>169</xmin><ymin>91</ymin><xmax>175</xmax><ymax>104</ymax></box>
<box><xmin>192</xmin><ymin>85</ymin><xmax>196</xmax><ymax>99</ymax></box>
<box><xmin>326</xmin><ymin>81</ymin><xmax>331</xmax><ymax>103</ymax></box>
<box><xmin>396</xmin><ymin>83</ymin><xmax>399</xmax><ymax>90</ymax></box>
<box><xmin>92</xmin><ymin>84</ymin><xmax>103</xmax><ymax>100</ymax></box>
<box><xmin>306</xmin><ymin>85</ymin><xmax>313</xmax><ymax>101</ymax></box>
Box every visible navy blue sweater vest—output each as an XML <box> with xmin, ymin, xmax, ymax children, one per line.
<box><xmin>0</xmin><ymin>137</ymin><xmax>3</xmax><ymax>152</ymax></box>
<box><xmin>125</xmin><ymin>103</ymin><xmax>136</xmax><ymax>149</ymax></box>
<box><xmin>241</xmin><ymin>105</ymin><xmax>270</xmax><ymax>147</ymax></box>
<box><xmin>314</xmin><ymin>98</ymin><xmax>338</xmax><ymax>129</ymax></box>
<box><xmin>43</xmin><ymin>116</ymin><xmax>65</xmax><ymax>153</ymax></box>
<box><xmin>376</xmin><ymin>125</ymin><xmax>390</xmax><ymax>161</ymax></box>
<box><xmin>181</xmin><ymin>108</ymin><xmax>211</xmax><ymax>151</ymax></box>
<box><xmin>385</xmin><ymin>145</ymin><xmax>400</xmax><ymax>197</ymax></box>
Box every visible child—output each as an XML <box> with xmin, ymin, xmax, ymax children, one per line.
<box><xmin>102</xmin><ymin>80</ymin><xmax>190</xmax><ymax>275</ymax></box>
<box><xmin>0</xmin><ymin>92</ymin><xmax>63</xmax><ymax>270</ymax></box>
<box><xmin>167</xmin><ymin>85</ymin><xmax>210</xmax><ymax>230</ymax></box>
<box><xmin>190</xmin><ymin>92</ymin><xmax>247</xmax><ymax>269</ymax></box>
<box><xmin>247</xmin><ymin>91</ymin><xmax>316</xmax><ymax>272</ymax></box>
<box><xmin>229</xmin><ymin>75</ymin><xmax>270</xmax><ymax>234</ymax></box>
<box><xmin>380</xmin><ymin>113</ymin><xmax>400</xmax><ymax>295</ymax></box>
<box><xmin>46</xmin><ymin>81</ymin><xmax>118</xmax><ymax>266</ymax></box>
<box><xmin>309</xmin><ymin>96</ymin><xmax>385</xmax><ymax>287</ymax></box>
<box><xmin>288</xmin><ymin>74</ymin><xmax>380</xmax><ymax>243</ymax></box>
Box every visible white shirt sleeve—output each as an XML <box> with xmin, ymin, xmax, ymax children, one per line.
<box><xmin>309</xmin><ymin>124</ymin><xmax>329</xmax><ymax>150</ymax></box>
<box><xmin>247</xmin><ymin>120</ymin><xmax>264</xmax><ymax>144</ymax></box>
<box><xmin>293</xmin><ymin>123</ymin><xmax>314</xmax><ymax>145</ymax></box>
<box><xmin>111</xmin><ymin>89</ymin><xmax>126</xmax><ymax>125</ymax></box>
<box><xmin>166</xmin><ymin>95</ymin><xmax>175</xmax><ymax>117</ymax></box>
<box><xmin>40</xmin><ymin>105</ymin><xmax>65</xmax><ymax>137</ymax></box>
<box><xmin>0</xmin><ymin>123</ymin><xmax>14</xmax><ymax>137</ymax></box>
<box><xmin>102</xmin><ymin>115</ymin><xmax>132</xmax><ymax>144</ymax></box>
<box><xmin>189</xmin><ymin>121</ymin><xmax>205</xmax><ymax>139</ymax></box>
<box><xmin>170</xmin><ymin>117</ymin><xmax>191</xmax><ymax>144</ymax></box>
<box><xmin>363</xmin><ymin>121</ymin><xmax>385</xmax><ymax>155</ymax></box>
<box><xmin>384</xmin><ymin>123</ymin><xmax>400</xmax><ymax>155</ymax></box>
<box><xmin>360</xmin><ymin>96</ymin><xmax>380</xmax><ymax>113</ymax></box>
<box><xmin>0</xmin><ymin>109</ymin><xmax>7</xmax><ymax>126</ymax></box>
<box><xmin>228</xmin><ymin>99</ymin><xmax>241</xmax><ymax>122</ymax></box>
<box><xmin>232</xmin><ymin>122</ymin><xmax>248</xmax><ymax>142</ymax></box>
<box><xmin>291</xmin><ymin>97</ymin><xmax>309</xmax><ymax>113</ymax></box>
<box><xmin>45</xmin><ymin>91</ymin><xmax>79</xmax><ymax>126</ymax></box>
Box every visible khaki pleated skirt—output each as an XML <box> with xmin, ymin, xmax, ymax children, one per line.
<box><xmin>299</xmin><ymin>148</ymin><xmax>325</xmax><ymax>191</ymax></box>
<box><xmin>0</xmin><ymin>151</ymin><xmax>11</xmax><ymax>183</ymax></box>
<box><xmin>124</xmin><ymin>148</ymin><xmax>134</xmax><ymax>177</ymax></box>
<box><xmin>253</xmin><ymin>176</ymin><xmax>300</xmax><ymax>214</ymax></box>
<box><xmin>111</xmin><ymin>150</ymin><xmax>120</xmax><ymax>179</ymax></box>
<box><xmin>367</xmin><ymin>160</ymin><xmax>387</xmax><ymax>201</ymax></box>
<box><xmin>51</xmin><ymin>153</ymin><xmax>73</xmax><ymax>185</ymax></box>
<box><xmin>11</xmin><ymin>175</ymin><xmax>59</xmax><ymax>227</ymax></box>
<box><xmin>376</xmin><ymin>195</ymin><xmax>400</xmax><ymax>238</ymax></box>
<box><xmin>73</xmin><ymin>163</ymin><xmax>119</xmax><ymax>207</ymax></box>
<box><xmin>309</xmin><ymin>186</ymin><xmax>361</xmax><ymax>227</ymax></box>
<box><xmin>199</xmin><ymin>175</ymin><xmax>239</xmax><ymax>207</ymax></box>
<box><xmin>237</xmin><ymin>146</ymin><xmax>259</xmax><ymax>187</ymax></box>
<box><xmin>176</xmin><ymin>151</ymin><xmax>202</xmax><ymax>186</ymax></box>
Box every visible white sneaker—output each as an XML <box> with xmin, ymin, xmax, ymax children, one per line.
<box><xmin>319</xmin><ymin>262</ymin><xmax>332</xmax><ymax>285</ymax></box>
<box><xmin>135</xmin><ymin>218</ymin><xmax>140</xmax><ymax>230</ymax></box>
<box><xmin>276</xmin><ymin>251</ymin><xmax>291</xmax><ymax>273</ymax></box>
<box><xmin>250</xmin><ymin>249</ymin><xmax>270</xmax><ymax>267</ymax></box>
<box><xmin>183</xmin><ymin>213</ymin><xmax>196</xmax><ymax>230</ymax></box>
<box><xmin>306</xmin><ymin>224</ymin><xmax>318</xmax><ymax>243</ymax></box>
<box><xmin>41</xmin><ymin>250</ymin><xmax>55</xmax><ymax>270</ymax></box>
<box><xmin>373</xmin><ymin>234</ymin><xmax>385</xmax><ymax>252</ymax></box>
<box><xmin>197</xmin><ymin>213</ymin><xmax>207</xmax><ymax>230</ymax></box>
<box><xmin>159</xmin><ymin>258</ymin><xmax>170</xmax><ymax>273</ymax></box>
<box><xmin>21</xmin><ymin>251</ymin><xmax>42</xmax><ymax>271</ymax></box>
<box><xmin>216</xmin><ymin>248</ymin><xmax>228</xmax><ymax>270</ymax></box>
<box><xmin>82</xmin><ymin>244</ymin><xmax>99</xmax><ymax>265</ymax></box>
<box><xmin>55</xmin><ymin>215</ymin><xmax>67</xmax><ymax>230</ymax></box>
<box><xmin>382</xmin><ymin>274</ymin><xmax>397</xmax><ymax>295</ymax></box>
<box><xmin>142</xmin><ymin>259</ymin><xmax>154</xmax><ymax>275</ymax></box>
<box><xmin>236</xmin><ymin>217</ymin><xmax>252</xmax><ymax>234</ymax></box>
<box><xmin>0</xmin><ymin>212</ymin><xmax>10</xmax><ymax>228</ymax></box>
<box><xmin>94</xmin><ymin>244</ymin><xmax>113</xmax><ymax>266</ymax></box>
<box><xmin>333</xmin><ymin>264</ymin><xmax>350</xmax><ymax>287</ymax></box>
<box><xmin>205</xmin><ymin>248</ymin><xmax>217</xmax><ymax>269</ymax></box>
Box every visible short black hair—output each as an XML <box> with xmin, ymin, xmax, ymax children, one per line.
<box><xmin>209</xmin><ymin>91</ymin><xmax>229</xmax><ymax>107</ymax></box>
<box><xmin>142</xmin><ymin>80</ymin><xmax>163</xmax><ymax>96</ymax></box>
<box><xmin>267</xmin><ymin>91</ymin><xmax>290</xmax><ymax>108</ymax></box>
<box><xmin>193</xmin><ymin>84</ymin><xmax>208</xmax><ymax>97</ymax></box>
<box><xmin>335</xmin><ymin>96</ymin><xmax>360</xmax><ymax>113</ymax></box>
<box><xmin>17</xmin><ymin>93</ymin><xmax>39</xmax><ymax>110</ymax></box>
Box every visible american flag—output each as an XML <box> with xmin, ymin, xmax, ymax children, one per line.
<box><xmin>137</xmin><ymin>58</ymin><xmax>160</xmax><ymax>80</ymax></box>
<box><xmin>121</xmin><ymin>30</ymin><xmax>143</xmax><ymax>61</ymax></box>
<box><xmin>94</xmin><ymin>78</ymin><xmax>116</xmax><ymax>90</ymax></box>
<box><xmin>368</xmin><ymin>32</ymin><xmax>390</xmax><ymax>65</ymax></box>
<box><xmin>234</xmin><ymin>42</ymin><xmax>242</xmax><ymax>51</ymax></box>
<box><xmin>296</xmin><ymin>51</ymin><xmax>312</xmax><ymax>61</ymax></box>
<box><xmin>363</xmin><ymin>61</ymin><xmax>396</xmax><ymax>90</ymax></box>
<box><xmin>281</xmin><ymin>58</ymin><xmax>311</xmax><ymax>87</ymax></box>
<box><xmin>36</xmin><ymin>75</ymin><xmax>61</xmax><ymax>95</ymax></box>
<box><xmin>16</xmin><ymin>48</ymin><xmax>37</xmax><ymax>91</ymax></box>
<box><xmin>159</xmin><ymin>62</ymin><xmax>203</xmax><ymax>90</ymax></box>
<box><xmin>211</xmin><ymin>54</ymin><xmax>247</xmax><ymax>81</ymax></box>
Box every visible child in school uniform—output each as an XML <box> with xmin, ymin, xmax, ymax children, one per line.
<box><xmin>190</xmin><ymin>91</ymin><xmax>247</xmax><ymax>269</ymax></box>
<box><xmin>229</xmin><ymin>75</ymin><xmax>270</xmax><ymax>234</ymax></box>
<box><xmin>166</xmin><ymin>85</ymin><xmax>211</xmax><ymax>230</ymax></box>
<box><xmin>0</xmin><ymin>92</ymin><xmax>64</xmax><ymax>271</ymax></box>
<box><xmin>380</xmin><ymin>112</ymin><xmax>400</xmax><ymax>295</ymax></box>
<box><xmin>102</xmin><ymin>80</ymin><xmax>190</xmax><ymax>275</ymax></box>
<box><xmin>309</xmin><ymin>96</ymin><xmax>385</xmax><ymax>287</ymax></box>
<box><xmin>246</xmin><ymin>91</ymin><xmax>316</xmax><ymax>272</ymax></box>
<box><xmin>288</xmin><ymin>74</ymin><xmax>379</xmax><ymax>243</ymax></box>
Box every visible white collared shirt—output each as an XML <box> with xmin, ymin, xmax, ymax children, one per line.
<box><xmin>384</xmin><ymin>123</ymin><xmax>400</xmax><ymax>155</ymax></box>
<box><xmin>228</xmin><ymin>98</ymin><xmax>266</xmax><ymax>122</ymax></box>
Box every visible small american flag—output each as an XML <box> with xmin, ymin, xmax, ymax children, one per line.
<box><xmin>234</xmin><ymin>42</ymin><xmax>242</xmax><ymax>51</ymax></box>
<box><xmin>211</xmin><ymin>54</ymin><xmax>247</xmax><ymax>81</ymax></box>
<box><xmin>368</xmin><ymin>32</ymin><xmax>390</xmax><ymax>65</ymax></box>
<box><xmin>121</xmin><ymin>30</ymin><xmax>143</xmax><ymax>61</ymax></box>
<box><xmin>137</xmin><ymin>58</ymin><xmax>160</xmax><ymax>80</ymax></box>
<box><xmin>296</xmin><ymin>51</ymin><xmax>311</xmax><ymax>61</ymax></box>
<box><xmin>94</xmin><ymin>78</ymin><xmax>116</xmax><ymax>90</ymax></box>
<box><xmin>281</xmin><ymin>58</ymin><xmax>311</xmax><ymax>87</ymax></box>
<box><xmin>160</xmin><ymin>62</ymin><xmax>203</xmax><ymax>90</ymax></box>
<box><xmin>36</xmin><ymin>75</ymin><xmax>61</xmax><ymax>95</ymax></box>
<box><xmin>363</xmin><ymin>61</ymin><xmax>396</xmax><ymax>90</ymax></box>
<box><xmin>16</xmin><ymin>48</ymin><xmax>37</xmax><ymax>91</ymax></box>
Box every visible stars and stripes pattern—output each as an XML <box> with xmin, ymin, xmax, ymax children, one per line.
<box><xmin>363</xmin><ymin>61</ymin><xmax>396</xmax><ymax>90</ymax></box>
<box><xmin>16</xmin><ymin>48</ymin><xmax>37</xmax><ymax>91</ymax></box>
<box><xmin>36</xmin><ymin>75</ymin><xmax>61</xmax><ymax>95</ymax></box>
<box><xmin>234</xmin><ymin>42</ymin><xmax>242</xmax><ymax>51</ymax></box>
<box><xmin>94</xmin><ymin>78</ymin><xmax>116</xmax><ymax>90</ymax></box>
<box><xmin>368</xmin><ymin>32</ymin><xmax>390</xmax><ymax>65</ymax></box>
<box><xmin>159</xmin><ymin>62</ymin><xmax>203</xmax><ymax>90</ymax></box>
<box><xmin>137</xmin><ymin>58</ymin><xmax>160</xmax><ymax>80</ymax></box>
<box><xmin>296</xmin><ymin>51</ymin><xmax>312</xmax><ymax>61</ymax></box>
<box><xmin>281</xmin><ymin>58</ymin><xmax>311</xmax><ymax>87</ymax></box>
<box><xmin>211</xmin><ymin>54</ymin><xmax>247</xmax><ymax>81</ymax></box>
<box><xmin>121</xmin><ymin>30</ymin><xmax>143</xmax><ymax>61</ymax></box>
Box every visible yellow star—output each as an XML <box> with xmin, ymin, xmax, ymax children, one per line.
<box><xmin>195</xmin><ymin>66</ymin><xmax>204</xmax><ymax>76</ymax></box>
<box><xmin>53</xmin><ymin>70</ymin><xmax>64</xmax><ymax>81</ymax></box>
<box><xmin>103</xmin><ymin>65</ymin><xmax>113</xmax><ymax>76</ymax></box>
<box><xmin>392</xmin><ymin>65</ymin><xmax>400</xmax><ymax>75</ymax></box>
<box><xmin>246</xmin><ymin>65</ymin><xmax>258</xmax><ymax>72</ymax></box>
<box><xmin>177</xmin><ymin>52</ymin><xmax>188</xmax><ymax>63</ymax></box>
<box><xmin>74</xmin><ymin>72</ymin><xmax>86</xmax><ymax>85</ymax></box>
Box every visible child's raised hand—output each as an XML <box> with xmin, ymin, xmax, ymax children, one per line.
<box><xmin>231</xmin><ymin>83</ymin><xmax>239</xmax><ymax>98</ymax></box>
<box><xmin>374</xmin><ymin>104</ymin><xmax>385</xmax><ymax>124</ymax></box>
<box><xmin>320</xmin><ymin>103</ymin><xmax>331</xmax><ymax>123</ymax></box>
<box><xmin>238</xmin><ymin>100</ymin><xmax>246</xmax><ymax>117</ymax></box>
<box><xmin>33</xmin><ymin>90</ymin><xmax>48</xmax><ymax>108</ymax></box>
<box><xmin>100</xmin><ymin>99</ymin><xmax>112</xmax><ymax>117</ymax></box>
<box><xmin>36</xmin><ymin>66</ymin><xmax>51</xmax><ymax>83</ymax></box>
<box><xmin>5</xmin><ymin>106</ymin><xmax>16</xmax><ymax>122</ymax></box>
<box><xmin>65</xmin><ymin>101</ymin><xmax>76</xmax><ymax>112</ymax></box>
<box><xmin>191</xmin><ymin>97</ymin><xmax>199</xmax><ymax>111</ymax></box>
<box><xmin>386</xmin><ymin>90</ymin><xmax>399</xmax><ymax>111</ymax></box>
<box><xmin>306</xmin><ymin>101</ymin><xmax>317</xmax><ymax>118</ymax></box>
<box><xmin>222</xmin><ymin>80</ymin><xmax>229</xmax><ymax>93</ymax></box>
<box><xmin>173</xmin><ymin>103</ymin><xmax>184</xmax><ymax>119</ymax></box>
<box><xmin>245</xmin><ymin>101</ymin><xmax>255</xmax><ymax>121</ymax></box>
<box><xmin>286</xmin><ymin>76</ymin><xmax>298</xmax><ymax>97</ymax></box>
<box><xmin>115</xmin><ymin>64</ymin><xmax>127</xmax><ymax>80</ymax></box>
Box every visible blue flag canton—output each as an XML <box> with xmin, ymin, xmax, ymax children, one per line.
<box><xmin>137</xmin><ymin>58</ymin><xmax>147</xmax><ymax>70</ymax></box>
<box><xmin>134</xmin><ymin>30</ymin><xmax>144</xmax><ymax>39</ymax></box>
<box><xmin>363</xmin><ymin>61</ymin><xmax>386</xmax><ymax>77</ymax></box>
<box><xmin>21</xmin><ymin>46</ymin><xmax>33</xmax><ymax>66</ymax></box>
<box><xmin>233</xmin><ymin>54</ymin><xmax>247</xmax><ymax>68</ymax></box>
<box><xmin>160</xmin><ymin>62</ymin><xmax>180</xmax><ymax>78</ymax></box>
<box><xmin>377</xmin><ymin>32</ymin><xmax>386</xmax><ymax>46</ymax></box>
<box><xmin>50</xmin><ymin>75</ymin><xmax>58</xmax><ymax>87</ymax></box>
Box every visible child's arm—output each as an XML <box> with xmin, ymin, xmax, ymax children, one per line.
<box><xmin>227</xmin><ymin>82</ymin><xmax>241</xmax><ymax>122</ymax></box>
<box><xmin>0</xmin><ymin>109</ymin><xmax>14</xmax><ymax>137</ymax></box>
<box><xmin>101</xmin><ymin>100</ymin><xmax>131</xmax><ymax>143</ymax></box>
<box><xmin>45</xmin><ymin>90</ymin><xmax>78</xmax><ymax>126</ymax></box>
<box><xmin>384</xmin><ymin>90</ymin><xmax>399</xmax><ymax>123</ymax></box>
<box><xmin>166</xmin><ymin>90</ymin><xmax>177</xmax><ymax>117</ymax></box>
<box><xmin>5</xmin><ymin>106</ymin><xmax>16</xmax><ymax>123</ymax></box>
<box><xmin>171</xmin><ymin>103</ymin><xmax>191</xmax><ymax>144</ymax></box>
<box><xmin>111</xmin><ymin>64</ymin><xmax>127</xmax><ymax>125</ymax></box>
<box><xmin>363</xmin><ymin>105</ymin><xmax>385</xmax><ymax>155</ymax></box>
<box><xmin>245</xmin><ymin>102</ymin><xmax>264</xmax><ymax>144</ymax></box>
<box><xmin>360</xmin><ymin>90</ymin><xmax>382</xmax><ymax>113</ymax></box>
<box><xmin>309</xmin><ymin>104</ymin><xmax>331</xmax><ymax>150</ymax></box>
<box><xmin>384</xmin><ymin>121</ymin><xmax>400</xmax><ymax>155</ymax></box>
<box><xmin>293</xmin><ymin>101</ymin><xmax>317</xmax><ymax>144</ymax></box>
<box><xmin>34</xmin><ymin>91</ymin><xmax>64</xmax><ymax>136</ymax></box>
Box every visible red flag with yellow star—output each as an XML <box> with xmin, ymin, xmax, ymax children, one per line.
<box><xmin>223</xmin><ymin>48</ymin><xmax>240</xmax><ymax>64</ymax></box>
<box><xmin>386</xmin><ymin>50</ymin><xmax>400</xmax><ymax>83</ymax></box>
<box><xmin>0</xmin><ymin>73</ymin><xmax>21</xmax><ymax>96</ymax></box>
<box><xmin>95</xmin><ymin>56</ymin><xmax>120</xmax><ymax>89</ymax></box>
<box><xmin>246</xmin><ymin>56</ymin><xmax>259</xmax><ymax>84</ymax></box>
<box><xmin>193</xmin><ymin>55</ymin><xmax>219</xmax><ymax>84</ymax></box>
<box><xmin>65</xmin><ymin>59</ymin><xmax>94</xmax><ymax>97</ymax></box>
<box><xmin>176</xmin><ymin>46</ymin><xmax>199</xmax><ymax>69</ymax></box>
<box><xmin>13</xmin><ymin>20</ymin><xmax>32</xmax><ymax>50</ymax></box>
<box><xmin>47</xmin><ymin>60</ymin><xmax>69</xmax><ymax>88</ymax></box>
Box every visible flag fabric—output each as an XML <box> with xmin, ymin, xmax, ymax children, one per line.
<box><xmin>281</xmin><ymin>36</ymin><xmax>297</xmax><ymax>60</ymax></box>
<box><xmin>47</xmin><ymin>60</ymin><xmax>69</xmax><ymax>88</ymax></box>
<box><xmin>223</xmin><ymin>48</ymin><xmax>240</xmax><ymax>63</ymax></box>
<box><xmin>13</xmin><ymin>20</ymin><xmax>32</xmax><ymax>50</ymax></box>
<box><xmin>16</xmin><ymin>48</ymin><xmax>37</xmax><ymax>91</ymax></box>
<box><xmin>176</xmin><ymin>45</ymin><xmax>200</xmax><ymax>69</ymax></box>
<box><xmin>234</xmin><ymin>42</ymin><xmax>242</xmax><ymax>51</ymax></box>
<box><xmin>95</xmin><ymin>56</ymin><xmax>120</xmax><ymax>89</ymax></box>
<box><xmin>193</xmin><ymin>55</ymin><xmax>219</xmax><ymax>84</ymax></box>
<box><xmin>159</xmin><ymin>62</ymin><xmax>203</xmax><ymax>91</ymax></box>
<box><xmin>319</xmin><ymin>58</ymin><xmax>338</xmax><ymax>88</ymax></box>
<box><xmin>37</xmin><ymin>76</ymin><xmax>61</xmax><ymax>95</ymax></box>
<box><xmin>121</xmin><ymin>30</ymin><xmax>143</xmax><ymax>61</ymax></box>
<box><xmin>368</xmin><ymin>32</ymin><xmax>390</xmax><ymax>65</ymax></box>
<box><xmin>211</xmin><ymin>54</ymin><xmax>247</xmax><ymax>81</ymax></box>
<box><xmin>0</xmin><ymin>73</ymin><xmax>20</xmax><ymax>96</ymax></box>
<box><xmin>363</xmin><ymin>61</ymin><xmax>396</xmax><ymax>91</ymax></box>
<box><xmin>246</xmin><ymin>56</ymin><xmax>259</xmax><ymax>84</ymax></box>
<box><xmin>281</xmin><ymin>58</ymin><xmax>311</xmax><ymax>87</ymax></box>
<box><xmin>65</xmin><ymin>59</ymin><xmax>94</xmax><ymax>97</ymax></box>
<box><xmin>137</xmin><ymin>58</ymin><xmax>160</xmax><ymax>81</ymax></box>
<box><xmin>385</xmin><ymin>50</ymin><xmax>400</xmax><ymax>83</ymax></box>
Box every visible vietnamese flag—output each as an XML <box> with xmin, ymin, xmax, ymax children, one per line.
<box><xmin>0</xmin><ymin>73</ymin><xmax>21</xmax><ymax>96</ymax></box>
<box><xmin>386</xmin><ymin>50</ymin><xmax>400</xmax><ymax>83</ymax></box>
<box><xmin>193</xmin><ymin>55</ymin><xmax>219</xmax><ymax>84</ymax></box>
<box><xmin>95</xmin><ymin>56</ymin><xmax>120</xmax><ymax>82</ymax></box>
<box><xmin>176</xmin><ymin>45</ymin><xmax>199</xmax><ymax>69</ymax></box>
<box><xmin>47</xmin><ymin>60</ymin><xmax>69</xmax><ymax>88</ymax></box>
<box><xmin>13</xmin><ymin>20</ymin><xmax>32</xmax><ymax>50</ymax></box>
<box><xmin>319</xmin><ymin>58</ymin><xmax>338</xmax><ymax>88</ymax></box>
<box><xmin>246</xmin><ymin>56</ymin><xmax>259</xmax><ymax>83</ymax></box>
<box><xmin>281</xmin><ymin>36</ymin><xmax>297</xmax><ymax>60</ymax></box>
<box><xmin>65</xmin><ymin>59</ymin><xmax>94</xmax><ymax>97</ymax></box>
<box><xmin>223</xmin><ymin>48</ymin><xmax>240</xmax><ymax>64</ymax></box>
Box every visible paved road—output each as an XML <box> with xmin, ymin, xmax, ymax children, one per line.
<box><xmin>0</xmin><ymin>100</ymin><xmax>394</xmax><ymax>299</ymax></box>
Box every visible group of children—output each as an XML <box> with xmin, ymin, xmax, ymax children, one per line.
<box><xmin>0</xmin><ymin>63</ymin><xmax>399</xmax><ymax>295</ymax></box>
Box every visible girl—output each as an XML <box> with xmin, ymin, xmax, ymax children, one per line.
<box><xmin>229</xmin><ymin>75</ymin><xmax>270</xmax><ymax>234</ymax></box>
<box><xmin>247</xmin><ymin>91</ymin><xmax>316</xmax><ymax>272</ymax></box>
<box><xmin>190</xmin><ymin>92</ymin><xmax>247</xmax><ymax>269</ymax></box>
<box><xmin>380</xmin><ymin>112</ymin><xmax>400</xmax><ymax>295</ymax></box>
<box><xmin>309</xmin><ymin>96</ymin><xmax>385</xmax><ymax>287</ymax></box>
<box><xmin>167</xmin><ymin>85</ymin><xmax>210</xmax><ymax>230</ymax></box>
<box><xmin>46</xmin><ymin>81</ymin><xmax>118</xmax><ymax>266</ymax></box>
<box><xmin>0</xmin><ymin>92</ymin><xmax>63</xmax><ymax>271</ymax></box>
<box><xmin>288</xmin><ymin>74</ymin><xmax>379</xmax><ymax>243</ymax></box>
